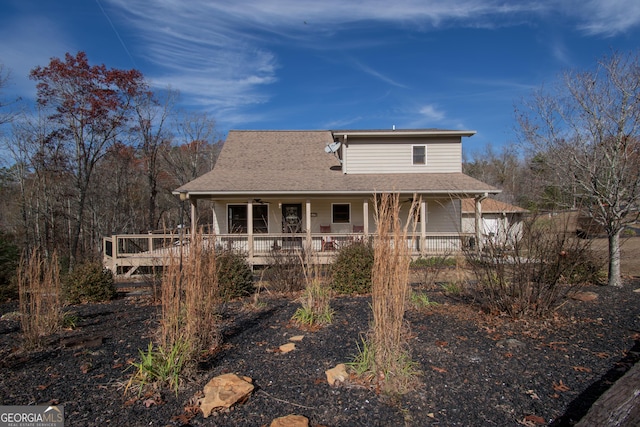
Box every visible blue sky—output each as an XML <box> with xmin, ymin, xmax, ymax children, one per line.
<box><xmin>1</xmin><ymin>0</ymin><xmax>639</xmax><ymax>155</ymax></box>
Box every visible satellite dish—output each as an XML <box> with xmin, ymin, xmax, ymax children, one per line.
<box><xmin>324</xmin><ymin>141</ymin><xmax>341</xmax><ymax>153</ymax></box>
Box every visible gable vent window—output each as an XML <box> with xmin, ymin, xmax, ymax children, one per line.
<box><xmin>413</xmin><ymin>145</ymin><xmax>426</xmax><ymax>165</ymax></box>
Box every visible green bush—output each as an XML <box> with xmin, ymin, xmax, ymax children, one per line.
<box><xmin>0</xmin><ymin>233</ymin><xmax>19</xmax><ymax>301</ymax></box>
<box><xmin>64</xmin><ymin>262</ymin><xmax>117</xmax><ymax>304</ymax></box>
<box><xmin>216</xmin><ymin>250</ymin><xmax>254</xmax><ymax>300</ymax></box>
<box><xmin>331</xmin><ymin>241</ymin><xmax>374</xmax><ymax>294</ymax></box>
<box><xmin>410</xmin><ymin>256</ymin><xmax>456</xmax><ymax>268</ymax></box>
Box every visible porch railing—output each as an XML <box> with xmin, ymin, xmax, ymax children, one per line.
<box><xmin>103</xmin><ymin>232</ymin><xmax>473</xmax><ymax>277</ymax></box>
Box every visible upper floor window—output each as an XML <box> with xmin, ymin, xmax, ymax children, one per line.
<box><xmin>332</xmin><ymin>203</ymin><xmax>351</xmax><ymax>223</ymax></box>
<box><xmin>412</xmin><ymin>145</ymin><xmax>426</xmax><ymax>165</ymax></box>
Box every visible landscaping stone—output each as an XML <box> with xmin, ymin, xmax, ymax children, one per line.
<box><xmin>270</xmin><ymin>414</ymin><xmax>309</xmax><ymax>427</ymax></box>
<box><xmin>279</xmin><ymin>342</ymin><xmax>296</xmax><ymax>353</ymax></box>
<box><xmin>325</xmin><ymin>363</ymin><xmax>348</xmax><ymax>386</ymax></box>
<box><xmin>199</xmin><ymin>373</ymin><xmax>254</xmax><ymax>418</ymax></box>
<box><xmin>570</xmin><ymin>291</ymin><xmax>598</xmax><ymax>302</ymax></box>
<box><xmin>289</xmin><ymin>335</ymin><xmax>304</xmax><ymax>342</ymax></box>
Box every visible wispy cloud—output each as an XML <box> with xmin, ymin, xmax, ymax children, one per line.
<box><xmin>351</xmin><ymin>59</ymin><xmax>407</xmax><ymax>88</ymax></box>
<box><xmin>3</xmin><ymin>0</ymin><xmax>639</xmax><ymax>130</ymax></box>
<box><xmin>418</xmin><ymin>104</ymin><xmax>446</xmax><ymax>122</ymax></box>
<box><xmin>100</xmin><ymin>0</ymin><xmax>639</xmax><ymax>127</ymax></box>
<box><xmin>568</xmin><ymin>0</ymin><xmax>640</xmax><ymax>36</ymax></box>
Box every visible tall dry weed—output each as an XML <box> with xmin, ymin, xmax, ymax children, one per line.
<box><xmin>18</xmin><ymin>249</ymin><xmax>63</xmax><ymax>349</ymax></box>
<box><xmin>161</xmin><ymin>230</ymin><xmax>220</xmax><ymax>359</ymax></box>
<box><xmin>366</xmin><ymin>193</ymin><xmax>421</xmax><ymax>393</ymax></box>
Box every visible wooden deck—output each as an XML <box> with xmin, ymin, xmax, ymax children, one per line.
<box><xmin>103</xmin><ymin>232</ymin><xmax>472</xmax><ymax>277</ymax></box>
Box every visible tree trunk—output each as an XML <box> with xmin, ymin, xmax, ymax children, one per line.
<box><xmin>608</xmin><ymin>229</ymin><xmax>622</xmax><ymax>287</ymax></box>
<box><xmin>575</xmin><ymin>362</ymin><xmax>640</xmax><ymax>426</ymax></box>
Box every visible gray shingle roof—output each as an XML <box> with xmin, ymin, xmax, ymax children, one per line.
<box><xmin>177</xmin><ymin>130</ymin><xmax>499</xmax><ymax>196</ymax></box>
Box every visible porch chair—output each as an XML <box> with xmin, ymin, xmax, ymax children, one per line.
<box><xmin>320</xmin><ymin>225</ymin><xmax>335</xmax><ymax>251</ymax></box>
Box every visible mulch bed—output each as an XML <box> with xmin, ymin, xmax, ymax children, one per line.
<box><xmin>1</xmin><ymin>280</ymin><xmax>639</xmax><ymax>426</ymax></box>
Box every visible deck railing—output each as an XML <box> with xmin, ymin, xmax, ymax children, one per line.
<box><xmin>103</xmin><ymin>232</ymin><xmax>472</xmax><ymax>277</ymax></box>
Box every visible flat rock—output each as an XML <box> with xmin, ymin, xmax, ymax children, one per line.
<box><xmin>289</xmin><ymin>335</ymin><xmax>305</xmax><ymax>342</ymax></box>
<box><xmin>570</xmin><ymin>291</ymin><xmax>598</xmax><ymax>302</ymax></box>
<box><xmin>200</xmin><ymin>373</ymin><xmax>254</xmax><ymax>418</ymax></box>
<box><xmin>270</xmin><ymin>414</ymin><xmax>309</xmax><ymax>427</ymax></box>
<box><xmin>279</xmin><ymin>342</ymin><xmax>296</xmax><ymax>353</ymax></box>
<box><xmin>326</xmin><ymin>363</ymin><xmax>348</xmax><ymax>386</ymax></box>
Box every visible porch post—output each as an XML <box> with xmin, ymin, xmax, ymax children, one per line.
<box><xmin>306</xmin><ymin>199</ymin><xmax>312</xmax><ymax>251</ymax></box>
<box><xmin>190</xmin><ymin>198</ymin><xmax>197</xmax><ymax>235</ymax></box>
<box><xmin>474</xmin><ymin>193</ymin><xmax>487</xmax><ymax>253</ymax></box>
<box><xmin>211</xmin><ymin>202</ymin><xmax>219</xmax><ymax>234</ymax></box>
<box><xmin>363</xmin><ymin>199</ymin><xmax>369</xmax><ymax>236</ymax></box>
<box><xmin>247</xmin><ymin>199</ymin><xmax>254</xmax><ymax>260</ymax></box>
<box><xmin>420</xmin><ymin>200</ymin><xmax>427</xmax><ymax>256</ymax></box>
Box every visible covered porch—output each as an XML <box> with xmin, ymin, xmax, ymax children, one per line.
<box><xmin>103</xmin><ymin>192</ymin><xmax>489</xmax><ymax>277</ymax></box>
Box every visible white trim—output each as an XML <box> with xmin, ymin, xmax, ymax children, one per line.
<box><xmin>334</xmin><ymin>129</ymin><xmax>477</xmax><ymax>138</ymax></box>
<box><xmin>412</xmin><ymin>144</ymin><xmax>427</xmax><ymax>166</ymax></box>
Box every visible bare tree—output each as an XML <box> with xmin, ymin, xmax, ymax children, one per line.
<box><xmin>5</xmin><ymin>109</ymin><xmax>70</xmax><ymax>256</ymax></box>
<box><xmin>517</xmin><ymin>51</ymin><xmax>640</xmax><ymax>287</ymax></box>
<box><xmin>463</xmin><ymin>144</ymin><xmax>524</xmax><ymax>205</ymax></box>
<box><xmin>131</xmin><ymin>87</ymin><xmax>177</xmax><ymax>231</ymax></box>
<box><xmin>0</xmin><ymin>63</ymin><xmax>18</xmax><ymax>127</ymax></box>
<box><xmin>162</xmin><ymin>111</ymin><xmax>220</xmax><ymax>186</ymax></box>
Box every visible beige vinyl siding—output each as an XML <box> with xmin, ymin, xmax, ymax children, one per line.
<box><xmin>425</xmin><ymin>199</ymin><xmax>461</xmax><ymax>233</ymax></box>
<box><xmin>344</xmin><ymin>138</ymin><xmax>461</xmax><ymax>174</ymax></box>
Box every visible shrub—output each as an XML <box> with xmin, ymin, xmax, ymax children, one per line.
<box><xmin>331</xmin><ymin>241</ymin><xmax>374</xmax><ymax>294</ymax></box>
<box><xmin>465</xmin><ymin>214</ymin><xmax>598</xmax><ymax>318</ymax></box>
<box><xmin>556</xmin><ymin>248</ymin><xmax>604</xmax><ymax>285</ymax></box>
<box><xmin>263</xmin><ymin>250</ymin><xmax>304</xmax><ymax>293</ymax></box>
<box><xmin>410</xmin><ymin>256</ymin><xmax>456</xmax><ymax>268</ymax></box>
<box><xmin>64</xmin><ymin>262</ymin><xmax>116</xmax><ymax>304</ymax></box>
<box><xmin>216</xmin><ymin>250</ymin><xmax>254</xmax><ymax>301</ymax></box>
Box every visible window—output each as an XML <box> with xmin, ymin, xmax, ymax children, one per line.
<box><xmin>253</xmin><ymin>205</ymin><xmax>269</xmax><ymax>233</ymax></box>
<box><xmin>412</xmin><ymin>145</ymin><xmax>426</xmax><ymax>165</ymax></box>
<box><xmin>332</xmin><ymin>203</ymin><xmax>350</xmax><ymax>223</ymax></box>
<box><xmin>228</xmin><ymin>204</ymin><xmax>269</xmax><ymax>233</ymax></box>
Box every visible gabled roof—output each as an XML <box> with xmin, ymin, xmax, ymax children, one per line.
<box><xmin>177</xmin><ymin>130</ymin><xmax>499</xmax><ymax>197</ymax></box>
<box><xmin>461</xmin><ymin>198</ymin><xmax>528</xmax><ymax>214</ymax></box>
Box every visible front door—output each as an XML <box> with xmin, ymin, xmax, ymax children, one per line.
<box><xmin>282</xmin><ymin>204</ymin><xmax>302</xmax><ymax>233</ymax></box>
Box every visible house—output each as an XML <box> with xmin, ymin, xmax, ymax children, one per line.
<box><xmin>461</xmin><ymin>198</ymin><xmax>528</xmax><ymax>247</ymax></box>
<box><xmin>103</xmin><ymin>128</ymin><xmax>500</xmax><ymax>275</ymax></box>
<box><xmin>175</xmin><ymin>129</ymin><xmax>498</xmax><ymax>259</ymax></box>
